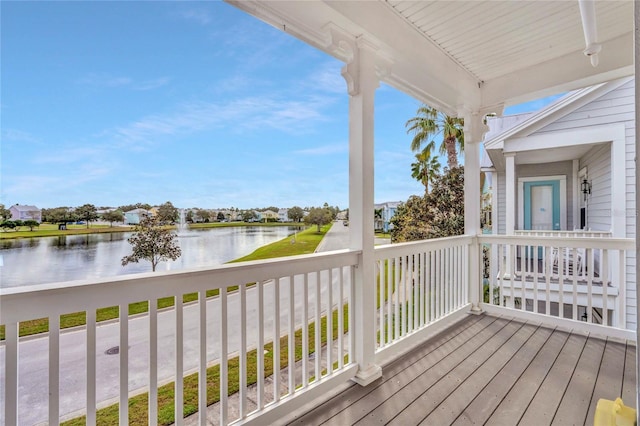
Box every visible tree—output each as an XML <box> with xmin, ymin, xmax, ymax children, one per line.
<box><xmin>217</xmin><ymin>211</ymin><xmax>225</xmax><ymax>221</ymax></box>
<box><xmin>75</xmin><ymin>204</ymin><xmax>99</xmax><ymax>228</ymax></box>
<box><xmin>195</xmin><ymin>209</ymin><xmax>211</xmax><ymax>223</ymax></box>
<box><xmin>405</xmin><ymin>105</ymin><xmax>464</xmax><ymax>169</ymax></box>
<box><xmin>102</xmin><ymin>210</ymin><xmax>125</xmax><ymax>226</ymax></box>
<box><xmin>391</xmin><ymin>166</ymin><xmax>465</xmax><ymax>242</ymax></box>
<box><xmin>157</xmin><ymin>201</ymin><xmax>178</xmax><ymax>224</ymax></box>
<box><xmin>241</xmin><ymin>210</ymin><xmax>258</xmax><ymax>222</ymax></box>
<box><xmin>411</xmin><ymin>147</ymin><xmax>441</xmax><ymax>196</ymax></box>
<box><xmin>0</xmin><ymin>204</ymin><xmax>11</xmax><ymax>221</ymax></box>
<box><xmin>118</xmin><ymin>202</ymin><xmax>152</xmax><ymax>212</ymax></box>
<box><xmin>304</xmin><ymin>207</ymin><xmax>333</xmax><ymax>232</ymax></box>
<box><xmin>42</xmin><ymin>207</ymin><xmax>76</xmax><ymax>224</ymax></box>
<box><xmin>13</xmin><ymin>220</ymin><xmax>24</xmax><ymax>231</ymax></box>
<box><xmin>186</xmin><ymin>210</ymin><xmax>195</xmax><ymax>223</ymax></box>
<box><xmin>1</xmin><ymin>220</ymin><xmax>16</xmax><ymax>232</ymax></box>
<box><xmin>288</xmin><ymin>206</ymin><xmax>304</xmax><ymax>222</ymax></box>
<box><xmin>23</xmin><ymin>219</ymin><xmax>40</xmax><ymax>231</ymax></box>
<box><xmin>121</xmin><ymin>215</ymin><xmax>182</xmax><ymax>272</ymax></box>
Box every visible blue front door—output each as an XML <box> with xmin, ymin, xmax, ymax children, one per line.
<box><xmin>523</xmin><ymin>180</ymin><xmax>561</xmax><ymax>231</ymax></box>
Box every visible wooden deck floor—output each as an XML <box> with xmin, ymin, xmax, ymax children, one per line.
<box><xmin>288</xmin><ymin>313</ymin><xmax>636</xmax><ymax>426</ymax></box>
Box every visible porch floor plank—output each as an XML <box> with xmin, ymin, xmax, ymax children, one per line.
<box><xmin>451</xmin><ymin>325</ymin><xmax>554</xmax><ymax>425</ymax></box>
<box><xmin>288</xmin><ymin>313</ymin><xmax>635</xmax><ymax>426</ymax></box>
<box><xmin>585</xmin><ymin>339</ymin><xmax>628</xmax><ymax>425</ymax></box>
<box><xmin>552</xmin><ymin>336</ymin><xmax>606</xmax><ymax>425</ymax></box>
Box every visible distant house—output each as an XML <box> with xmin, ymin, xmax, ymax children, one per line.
<box><xmin>278</xmin><ymin>208</ymin><xmax>289</xmax><ymax>222</ymax></box>
<box><xmin>124</xmin><ymin>208</ymin><xmax>150</xmax><ymax>225</ymax></box>
<box><xmin>375</xmin><ymin>201</ymin><xmax>401</xmax><ymax>232</ymax></box>
<box><xmin>9</xmin><ymin>204</ymin><xmax>42</xmax><ymax>223</ymax></box>
<box><xmin>261</xmin><ymin>210</ymin><xmax>279</xmax><ymax>222</ymax></box>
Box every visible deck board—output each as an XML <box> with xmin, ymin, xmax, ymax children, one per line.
<box><xmin>288</xmin><ymin>313</ymin><xmax>635</xmax><ymax>426</ymax></box>
<box><xmin>451</xmin><ymin>325</ymin><xmax>554</xmax><ymax>425</ymax></box>
<box><xmin>585</xmin><ymin>339</ymin><xmax>628</xmax><ymax>424</ymax></box>
<box><xmin>552</xmin><ymin>336</ymin><xmax>606</xmax><ymax>425</ymax></box>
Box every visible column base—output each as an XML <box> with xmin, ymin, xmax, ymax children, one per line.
<box><xmin>351</xmin><ymin>364</ymin><xmax>382</xmax><ymax>386</ymax></box>
<box><xmin>469</xmin><ymin>305</ymin><xmax>483</xmax><ymax>315</ymax></box>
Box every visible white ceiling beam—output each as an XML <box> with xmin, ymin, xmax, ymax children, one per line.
<box><xmin>481</xmin><ymin>33</ymin><xmax>633</xmax><ymax>108</ymax></box>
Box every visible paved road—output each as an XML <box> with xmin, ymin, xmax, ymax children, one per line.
<box><xmin>0</xmin><ymin>222</ymin><xmax>352</xmax><ymax>425</ymax></box>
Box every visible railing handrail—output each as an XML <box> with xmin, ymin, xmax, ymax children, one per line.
<box><xmin>0</xmin><ymin>249</ymin><xmax>361</xmax><ymax>324</ymax></box>
<box><xmin>478</xmin><ymin>234</ymin><xmax>634</xmax><ymax>250</ymax></box>
<box><xmin>514</xmin><ymin>229</ymin><xmax>612</xmax><ymax>236</ymax></box>
<box><xmin>374</xmin><ymin>234</ymin><xmax>474</xmax><ymax>259</ymax></box>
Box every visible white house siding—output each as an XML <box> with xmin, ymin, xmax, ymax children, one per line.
<box><xmin>530</xmin><ymin>79</ymin><xmax>636</xmax><ymax>330</ymax></box>
<box><xmin>579</xmin><ymin>143</ymin><xmax>611</xmax><ymax>232</ymax></box>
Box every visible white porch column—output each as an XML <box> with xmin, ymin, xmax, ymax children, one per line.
<box><xmin>634</xmin><ymin>0</ymin><xmax>639</xmax><ymax>417</ymax></box>
<box><xmin>343</xmin><ymin>35</ymin><xmax>384</xmax><ymax>386</ymax></box>
<box><xmin>461</xmin><ymin>109</ymin><xmax>490</xmax><ymax>312</ymax></box>
<box><xmin>505</xmin><ymin>152</ymin><xmax>517</xmax><ymax>235</ymax></box>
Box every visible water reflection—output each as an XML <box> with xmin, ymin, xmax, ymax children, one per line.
<box><xmin>1</xmin><ymin>226</ymin><xmax>299</xmax><ymax>288</ymax></box>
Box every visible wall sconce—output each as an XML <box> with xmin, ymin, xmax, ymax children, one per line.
<box><xmin>581</xmin><ymin>178</ymin><xmax>592</xmax><ymax>201</ymax></box>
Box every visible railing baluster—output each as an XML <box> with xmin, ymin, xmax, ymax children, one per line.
<box><xmin>220</xmin><ymin>288</ymin><xmax>228</xmax><ymax>425</ymax></box>
<box><xmin>338</xmin><ymin>266</ymin><xmax>344</xmax><ymax>369</ymax></box>
<box><xmin>572</xmin><ymin>247</ymin><xmax>578</xmax><ymax>320</ymax></box>
<box><xmin>49</xmin><ymin>314</ymin><xmax>60</xmax><ymax>425</ymax></box>
<box><xmin>86</xmin><ymin>309</ymin><xmax>97</xmax><ymax>426</ymax></box>
<box><xmin>532</xmin><ymin>245</ymin><xmax>538</xmax><ymax>312</ymax></box>
<box><xmin>119</xmin><ymin>304</ymin><xmax>128</xmax><ymax>425</ymax></box>
<box><xmin>386</xmin><ymin>258</ymin><xmax>392</xmax><ymax>342</ymax></box>
<box><xmin>618</xmin><ymin>250</ymin><xmax>626</xmax><ymax>328</ymax></box>
<box><xmin>314</xmin><ymin>272</ymin><xmax>321</xmax><ymax>382</ymax></box>
<box><xmin>394</xmin><ymin>257</ymin><xmax>400</xmax><ymax>339</ymax></box>
<box><xmin>349</xmin><ymin>265</ymin><xmax>356</xmax><ymax>360</ymax></box>
<box><xmin>326</xmin><ymin>270</ymin><xmax>332</xmax><ymax>375</ymax></box>
<box><xmin>377</xmin><ymin>260</ymin><xmax>383</xmax><ymax>347</ymax></box>
<box><xmin>545</xmin><ymin>245</ymin><xmax>551</xmax><ymax>315</ymax></box>
<box><xmin>302</xmin><ymin>274</ymin><xmax>309</xmax><ymax>386</ymax></box>
<box><xmin>149</xmin><ymin>300</ymin><xmax>158</xmax><ymax>426</ymax></box>
<box><xmin>587</xmin><ymin>249</ymin><xmax>594</xmax><ymax>323</ymax></box>
<box><xmin>602</xmin><ymin>251</ymin><xmax>609</xmax><ymax>326</ymax></box>
<box><xmin>288</xmin><ymin>274</ymin><xmax>296</xmax><ymax>392</ymax></box>
<box><xmin>558</xmin><ymin>247</ymin><xmax>564</xmax><ymax>319</ymax></box>
<box><xmin>239</xmin><ymin>284</ymin><xmax>247</xmax><ymax>417</ymax></box>
<box><xmin>419</xmin><ymin>252</ymin><xmax>425</xmax><ymax>327</ymax></box>
<box><xmin>198</xmin><ymin>291</ymin><xmax>207</xmax><ymax>426</ymax></box>
<box><xmin>257</xmin><ymin>281</ymin><xmax>264</xmax><ymax>408</ymax></box>
<box><xmin>5</xmin><ymin>322</ymin><xmax>18</xmax><ymax>425</ymax></box>
<box><xmin>274</xmin><ymin>277</ymin><xmax>281</xmax><ymax>398</ymax></box>
<box><xmin>175</xmin><ymin>296</ymin><xmax>184</xmax><ymax>426</ymax></box>
<box><xmin>408</xmin><ymin>254</ymin><xmax>414</xmax><ymax>332</ymax></box>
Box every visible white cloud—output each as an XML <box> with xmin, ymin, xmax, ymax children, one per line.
<box><xmin>111</xmin><ymin>94</ymin><xmax>336</xmax><ymax>145</ymax></box>
<box><xmin>180</xmin><ymin>9</ymin><xmax>212</xmax><ymax>26</ymax></box>
<box><xmin>1</xmin><ymin>128</ymin><xmax>39</xmax><ymax>144</ymax></box>
<box><xmin>79</xmin><ymin>73</ymin><xmax>133</xmax><ymax>88</ymax></box>
<box><xmin>134</xmin><ymin>77</ymin><xmax>171</xmax><ymax>91</ymax></box>
<box><xmin>295</xmin><ymin>144</ymin><xmax>347</xmax><ymax>156</ymax></box>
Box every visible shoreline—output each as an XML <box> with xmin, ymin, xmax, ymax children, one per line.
<box><xmin>0</xmin><ymin>221</ymin><xmax>302</xmax><ymax>240</ymax></box>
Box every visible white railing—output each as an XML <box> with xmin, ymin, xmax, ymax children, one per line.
<box><xmin>373</xmin><ymin>235</ymin><xmax>473</xmax><ymax>357</ymax></box>
<box><xmin>514</xmin><ymin>229</ymin><xmax>612</xmax><ymax>238</ymax></box>
<box><xmin>0</xmin><ymin>250</ymin><xmax>359</xmax><ymax>426</ymax></box>
<box><xmin>478</xmin><ymin>235</ymin><xmax>634</xmax><ymax>335</ymax></box>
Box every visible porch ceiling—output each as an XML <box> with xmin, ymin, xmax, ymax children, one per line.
<box><xmin>227</xmin><ymin>0</ymin><xmax>633</xmax><ymax>116</ymax></box>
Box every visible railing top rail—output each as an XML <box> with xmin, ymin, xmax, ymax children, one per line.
<box><xmin>478</xmin><ymin>234</ymin><xmax>634</xmax><ymax>250</ymax></box>
<box><xmin>0</xmin><ymin>249</ymin><xmax>361</xmax><ymax>324</ymax></box>
<box><xmin>374</xmin><ymin>234</ymin><xmax>473</xmax><ymax>259</ymax></box>
<box><xmin>514</xmin><ymin>230</ymin><xmax>612</xmax><ymax>235</ymax></box>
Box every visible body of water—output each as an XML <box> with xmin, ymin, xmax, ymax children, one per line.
<box><xmin>0</xmin><ymin>226</ymin><xmax>299</xmax><ymax>288</ymax></box>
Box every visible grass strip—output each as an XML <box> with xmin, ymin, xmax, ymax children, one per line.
<box><xmin>1</xmin><ymin>224</ymin><xmax>331</xmax><ymax>340</ymax></box>
<box><xmin>61</xmin><ymin>306</ymin><xmax>349</xmax><ymax>425</ymax></box>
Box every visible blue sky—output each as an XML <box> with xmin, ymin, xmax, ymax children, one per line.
<box><xmin>2</xmin><ymin>2</ymin><xmax>560</xmax><ymax>210</ymax></box>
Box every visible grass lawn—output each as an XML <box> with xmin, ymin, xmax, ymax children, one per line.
<box><xmin>0</xmin><ymin>223</ymin><xmax>134</xmax><ymax>239</ymax></box>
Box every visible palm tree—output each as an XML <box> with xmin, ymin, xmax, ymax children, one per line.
<box><xmin>411</xmin><ymin>148</ymin><xmax>441</xmax><ymax>196</ymax></box>
<box><xmin>405</xmin><ymin>105</ymin><xmax>464</xmax><ymax>169</ymax></box>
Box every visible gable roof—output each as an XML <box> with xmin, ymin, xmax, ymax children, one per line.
<box><xmin>11</xmin><ymin>204</ymin><xmax>40</xmax><ymax>211</ymax></box>
<box><xmin>484</xmin><ymin>76</ymin><xmax>633</xmax><ymax>151</ymax></box>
